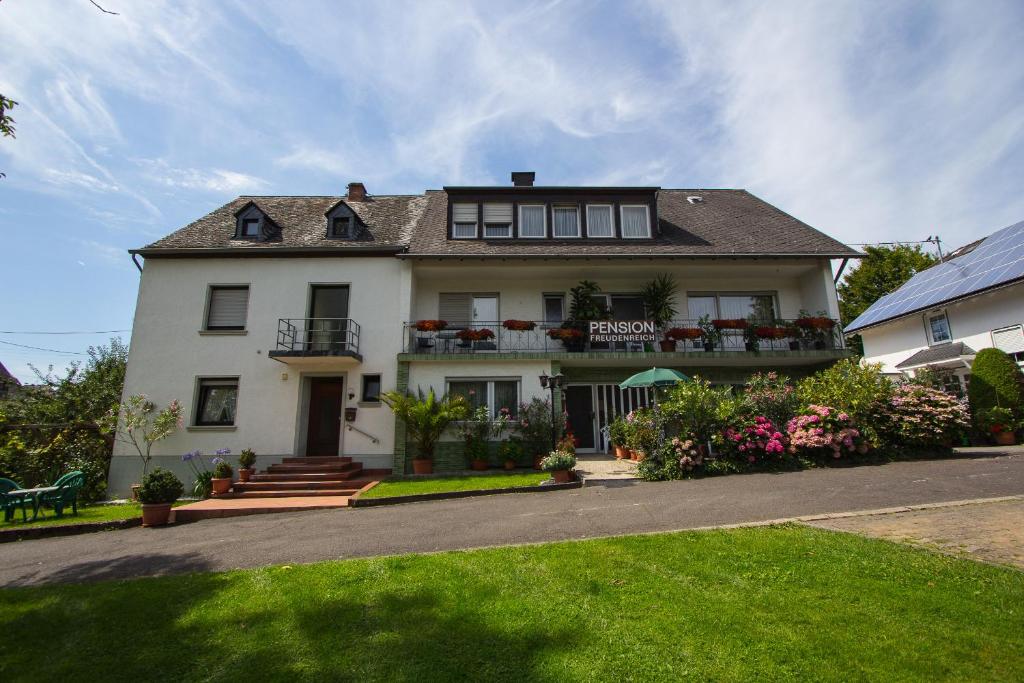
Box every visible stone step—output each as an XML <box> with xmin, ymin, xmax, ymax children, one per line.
<box><xmin>173</xmin><ymin>496</ymin><xmax>351</xmax><ymax>521</ymax></box>
<box><xmin>214</xmin><ymin>489</ymin><xmax>358</xmax><ymax>499</ymax></box>
<box><xmin>281</xmin><ymin>456</ymin><xmax>352</xmax><ymax>465</ymax></box>
<box><xmin>265</xmin><ymin>463</ymin><xmax>362</xmax><ymax>475</ymax></box>
<box><xmin>259</xmin><ymin>468</ymin><xmax>363</xmax><ymax>481</ymax></box>
<box><xmin>234</xmin><ymin>480</ymin><xmax>353</xmax><ymax>492</ymax></box>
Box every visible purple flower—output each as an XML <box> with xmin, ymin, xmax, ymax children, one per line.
<box><xmin>211</xmin><ymin>457</ymin><xmax>224</xmax><ymax>465</ymax></box>
<box><xmin>216</xmin><ymin>448</ymin><xmax>231</xmax><ymax>455</ymax></box>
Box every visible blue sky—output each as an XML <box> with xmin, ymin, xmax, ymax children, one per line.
<box><xmin>1</xmin><ymin>0</ymin><xmax>1023</xmax><ymax>382</ymax></box>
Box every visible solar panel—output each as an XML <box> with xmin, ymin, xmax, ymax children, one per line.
<box><xmin>845</xmin><ymin>219</ymin><xmax>1024</xmax><ymax>332</ymax></box>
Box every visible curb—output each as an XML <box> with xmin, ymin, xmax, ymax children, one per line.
<box><xmin>0</xmin><ymin>516</ymin><xmax>142</xmax><ymax>543</ymax></box>
<box><xmin>350</xmin><ymin>479</ymin><xmax>582</xmax><ymax>507</ymax></box>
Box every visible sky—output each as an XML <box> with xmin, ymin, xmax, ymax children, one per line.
<box><xmin>1</xmin><ymin>0</ymin><xmax>1023</xmax><ymax>382</ymax></box>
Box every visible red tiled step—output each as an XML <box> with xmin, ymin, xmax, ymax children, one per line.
<box><xmin>281</xmin><ymin>456</ymin><xmax>352</xmax><ymax>465</ymax></box>
<box><xmin>259</xmin><ymin>468</ymin><xmax>364</xmax><ymax>481</ymax></box>
<box><xmin>213</xmin><ymin>489</ymin><xmax>359</xmax><ymax>499</ymax></box>
<box><xmin>234</xmin><ymin>480</ymin><xmax>354</xmax><ymax>492</ymax></box>
<box><xmin>173</xmin><ymin>496</ymin><xmax>352</xmax><ymax>521</ymax></box>
<box><xmin>266</xmin><ymin>463</ymin><xmax>362</xmax><ymax>474</ymax></box>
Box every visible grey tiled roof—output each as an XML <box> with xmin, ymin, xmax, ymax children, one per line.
<box><xmin>137</xmin><ymin>188</ymin><xmax>858</xmax><ymax>257</ymax></box>
<box><xmin>0</xmin><ymin>361</ymin><xmax>19</xmax><ymax>386</ymax></box>
<box><xmin>142</xmin><ymin>195</ymin><xmax>426</xmax><ymax>251</ymax></box>
<box><xmin>895</xmin><ymin>342</ymin><xmax>975</xmax><ymax>369</ymax></box>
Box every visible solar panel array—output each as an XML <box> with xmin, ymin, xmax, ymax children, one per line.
<box><xmin>845</xmin><ymin>219</ymin><xmax>1024</xmax><ymax>332</ymax></box>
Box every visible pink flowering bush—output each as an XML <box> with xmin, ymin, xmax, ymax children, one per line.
<box><xmin>670</xmin><ymin>436</ymin><xmax>705</xmax><ymax>471</ymax></box>
<box><xmin>722</xmin><ymin>415</ymin><xmax>788</xmax><ymax>465</ymax></box>
<box><xmin>786</xmin><ymin>405</ymin><xmax>867</xmax><ymax>458</ymax></box>
<box><xmin>742</xmin><ymin>372</ymin><xmax>799</xmax><ymax>428</ymax></box>
<box><xmin>881</xmin><ymin>384</ymin><xmax>970</xmax><ymax>448</ymax></box>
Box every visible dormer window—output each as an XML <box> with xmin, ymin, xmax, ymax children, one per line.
<box><xmin>586</xmin><ymin>204</ymin><xmax>614</xmax><ymax>237</ymax></box>
<box><xmin>452</xmin><ymin>203</ymin><xmax>478</xmax><ymax>239</ymax></box>
<box><xmin>241</xmin><ymin>218</ymin><xmax>260</xmax><ymax>237</ymax></box>
<box><xmin>233</xmin><ymin>202</ymin><xmax>276</xmax><ymax>241</ymax></box>
<box><xmin>483</xmin><ymin>203</ymin><xmax>512</xmax><ymax>238</ymax></box>
<box><xmin>324</xmin><ymin>200</ymin><xmax>360</xmax><ymax>240</ymax></box>
<box><xmin>552</xmin><ymin>205</ymin><xmax>580</xmax><ymax>238</ymax></box>
<box><xmin>330</xmin><ymin>216</ymin><xmax>352</xmax><ymax>239</ymax></box>
<box><xmin>519</xmin><ymin>204</ymin><xmax>546</xmax><ymax>238</ymax></box>
<box><xmin>620</xmin><ymin>205</ymin><xmax>652</xmax><ymax>238</ymax></box>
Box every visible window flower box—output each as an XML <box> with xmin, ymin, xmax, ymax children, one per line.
<box><xmin>415</xmin><ymin>319</ymin><xmax>448</xmax><ymax>332</ymax></box>
<box><xmin>502</xmin><ymin>319</ymin><xmax>536</xmax><ymax>331</ymax></box>
<box><xmin>666</xmin><ymin>327</ymin><xmax>702</xmax><ymax>341</ymax></box>
<box><xmin>712</xmin><ymin>319</ymin><xmax>748</xmax><ymax>330</ymax></box>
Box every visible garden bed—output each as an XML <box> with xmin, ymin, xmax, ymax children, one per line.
<box><xmin>353</xmin><ymin>472</ymin><xmax>578</xmax><ymax>506</ymax></box>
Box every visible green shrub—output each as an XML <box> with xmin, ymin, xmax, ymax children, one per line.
<box><xmin>741</xmin><ymin>371</ymin><xmax>799</xmax><ymax>427</ymax></box>
<box><xmin>238</xmin><ymin>448</ymin><xmax>256</xmax><ymax>469</ymax></box>
<box><xmin>137</xmin><ymin>467</ymin><xmax>183</xmax><ymax>504</ymax></box>
<box><xmin>212</xmin><ymin>460</ymin><xmax>233</xmax><ymax>478</ymax></box>
<box><xmin>796</xmin><ymin>359</ymin><xmax>893</xmax><ymax>445</ymax></box>
<box><xmin>661</xmin><ymin>377</ymin><xmax>738</xmax><ymax>443</ymax></box>
<box><xmin>968</xmin><ymin>348</ymin><xmax>1024</xmax><ymax>426</ymax></box>
<box><xmin>608</xmin><ymin>416</ymin><xmax>629</xmax><ymax>447</ymax></box>
<box><xmin>540</xmin><ymin>450</ymin><xmax>576</xmax><ymax>471</ymax></box>
<box><xmin>880</xmin><ymin>384</ymin><xmax>970</xmax><ymax>449</ymax></box>
<box><xmin>499</xmin><ymin>439</ymin><xmax>525</xmax><ymax>462</ymax></box>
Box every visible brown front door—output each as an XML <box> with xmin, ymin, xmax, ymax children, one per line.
<box><xmin>306</xmin><ymin>378</ymin><xmax>344</xmax><ymax>456</ymax></box>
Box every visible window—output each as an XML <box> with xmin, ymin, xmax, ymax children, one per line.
<box><xmin>543</xmin><ymin>294</ymin><xmax>565</xmax><ymax>324</ymax></box>
<box><xmin>552</xmin><ymin>205</ymin><xmax>580</xmax><ymax>238</ymax></box>
<box><xmin>329</xmin><ymin>216</ymin><xmax>352</xmax><ymax>238</ymax></box>
<box><xmin>448</xmin><ymin>378</ymin><xmax>519</xmax><ymax>418</ymax></box>
<box><xmin>205</xmin><ymin>286</ymin><xmax>249</xmax><ymax>330</ymax></box>
<box><xmin>687</xmin><ymin>293</ymin><xmax>776</xmax><ymax>321</ymax></box>
<box><xmin>620</xmin><ymin>205</ymin><xmax>651</xmax><ymax>238</ymax></box>
<box><xmin>483</xmin><ymin>203</ymin><xmax>512</xmax><ymax>238</ymax></box>
<box><xmin>586</xmin><ymin>204</ymin><xmax>614</xmax><ymax>237</ymax></box>
<box><xmin>241</xmin><ymin>218</ymin><xmax>260</xmax><ymax>237</ymax></box>
<box><xmin>519</xmin><ymin>204</ymin><xmax>546</xmax><ymax>238</ymax></box>
<box><xmin>452</xmin><ymin>203</ymin><xmax>478</xmax><ymax>239</ymax></box>
<box><xmin>194</xmin><ymin>378</ymin><xmax>238</xmax><ymax>426</ymax></box>
<box><xmin>927</xmin><ymin>312</ymin><xmax>951</xmax><ymax>345</ymax></box>
<box><xmin>361</xmin><ymin>374</ymin><xmax>382</xmax><ymax>403</ymax></box>
<box><xmin>992</xmin><ymin>325</ymin><xmax>1024</xmax><ymax>355</ymax></box>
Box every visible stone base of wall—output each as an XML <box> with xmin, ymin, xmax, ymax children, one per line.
<box><xmin>411</xmin><ymin>440</ymin><xmax>548</xmax><ymax>473</ymax></box>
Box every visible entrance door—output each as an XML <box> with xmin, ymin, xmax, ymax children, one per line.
<box><xmin>564</xmin><ymin>385</ymin><xmax>596</xmax><ymax>451</ymax></box>
<box><xmin>306</xmin><ymin>378</ymin><xmax>344</xmax><ymax>456</ymax></box>
<box><xmin>308</xmin><ymin>285</ymin><xmax>350</xmax><ymax>351</ymax></box>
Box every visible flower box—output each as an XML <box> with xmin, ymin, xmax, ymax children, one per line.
<box><xmin>415</xmin><ymin>319</ymin><xmax>448</xmax><ymax>332</ymax></box>
<box><xmin>666</xmin><ymin>327</ymin><xmax>703</xmax><ymax>341</ymax></box>
<box><xmin>547</xmin><ymin>328</ymin><xmax>583</xmax><ymax>341</ymax></box>
<box><xmin>455</xmin><ymin>328</ymin><xmax>495</xmax><ymax>342</ymax></box>
<box><xmin>712</xmin><ymin>319</ymin><xmax>748</xmax><ymax>330</ymax></box>
<box><xmin>755</xmin><ymin>326</ymin><xmax>789</xmax><ymax>340</ymax></box>
<box><xmin>502</xmin><ymin>319</ymin><xmax>536</xmax><ymax>331</ymax></box>
<box><xmin>794</xmin><ymin>317</ymin><xmax>835</xmax><ymax>330</ymax></box>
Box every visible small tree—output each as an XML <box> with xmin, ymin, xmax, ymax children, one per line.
<box><xmin>380</xmin><ymin>388</ymin><xmax>469</xmax><ymax>462</ymax></box>
<box><xmin>968</xmin><ymin>348</ymin><xmax>1024</xmax><ymax>427</ymax></box>
<box><xmin>99</xmin><ymin>395</ymin><xmax>183</xmax><ymax>478</ymax></box>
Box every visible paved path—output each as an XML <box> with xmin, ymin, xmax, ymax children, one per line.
<box><xmin>2</xmin><ymin>451</ymin><xmax>1022</xmax><ymax>587</ymax></box>
<box><xmin>810</xmin><ymin>498</ymin><xmax>1024</xmax><ymax>569</ymax></box>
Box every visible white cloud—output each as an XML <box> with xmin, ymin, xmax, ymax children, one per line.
<box><xmin>136</xmin><ymin>158</ymin><xmax>268</xmax><ymax>193</ymax></box>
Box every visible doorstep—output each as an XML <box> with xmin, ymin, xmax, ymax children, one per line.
<box><xmin>172</xmin><ymin>495</ymin><xmax>352</xmax><ymax>522</ymax></box>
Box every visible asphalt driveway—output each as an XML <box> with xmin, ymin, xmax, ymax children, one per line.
<box><xmin>2</xmin><ymin>451</ymin><xmax>1023</xmax><ymax>587</ymax></box>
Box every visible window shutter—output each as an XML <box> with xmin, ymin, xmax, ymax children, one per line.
<box><xmin>993</xmin><ymin>326</ymin><xmax>1024</xmax><ymax>354</ymax></box>
<box><xmin>438</xmin><ymin>293</ymin><xmax>472</xmax><ymax>327</ymax></box>
<box><xmin>207</xmin><ymin>287</ymin><xmax>249</xmax><ymax>329</ymax></box>
<box><xmin>452</xmin><ymin>203</ymin><xmax>478</xmax><ymax>222</ymax></box>
<box><xmin>483</xmin><ymin>203</ymin><xmax>512</xmax><ymax>223</ymax></box>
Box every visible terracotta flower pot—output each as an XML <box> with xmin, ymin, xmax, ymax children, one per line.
<box><xmin>471</xmin><ymin>459</ymin><xmax>489</xmax><ymax>471</ymax></box>
<box><xmin>211</xmin><ymin>477</ymin><xmax>232</xmax><ymax>495</ymax></box>
<box><xmin>534</xmin><ymin>455</ymin><xmax>545</xmax><ymax>470</ymax></box>
<box><xmin>412</xmin><ymin>458</ymin><xmax>433</xmax><ymax>475</ymax></box>
<box><xmin>552</xmin><ymin>469</ymin><xmax>574</xmax><ymax>484</ymax></box>
<box><xmin>238</xmin><ymin>468</ymin><xmax>254</xmax><ymax>483</ymax></box>
<box><xmin>504</xmin><ymin>459</ymin><xmax>516</xmax><ymax>470</ymax></box>
<box><xmin>994</xmin><ymin>431</ymin><xmax>1016</xmax><ymax>446</ymax></box>
<box><xmin>141</xmin><ymin>503</ymin><xmax>172</xmax><ymax>527</ymax></box>
<box><xmin>633</xmin><ymin>451</ymin><xmax>646</xmax><ymax>462</ymax></box>
<box><xmin>614</xmin><ymin>445</ymin><xmax>628</xmax><ymax>459</ymax></box>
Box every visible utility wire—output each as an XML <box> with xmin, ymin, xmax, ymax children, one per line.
<box><xmin>0</xmin><ymin>339</ymin><xmax>88</xmax><ymax>355</ymax></box>
<box><xmin>0</xmin><ymin>329</ymin><xmax>130</xmax><ymax>335</ymax></box>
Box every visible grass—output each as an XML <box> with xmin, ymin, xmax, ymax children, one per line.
<box><xmin>0</xmin><ymin>502</ymin><xmax>143</xmax><ymax>529</ymax></box>
<box><xmin>1</xmin><ymin>526</ymin><xmax>1022</xmax><ymax>681</ymax></box>
<box><xmin>360</xmin><ymin>471</ymin><xmax>551</xmax><ymax>499</ymax></box>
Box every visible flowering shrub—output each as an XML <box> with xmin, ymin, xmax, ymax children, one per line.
<box><xmin>502</xmin><ymin>319</ymin><xmax>536</xmax><ymax>331</ymax></box>
<box><xmin>99</xmin><ymin>395</ymin><xmax>183</xmax><ymax>477</ymax></box>
<box><xmin>787</xmin><ymin>405</ymin><xmax>866</xmax><ymax>458</ymax></box>
<box><xmin>547</xmin><ymin>328</ymin><xmax>583</xmax><ymax>341</ymax></box>
<box><xmin>669</xmin><ymin>436</ymin><xmax>704</xmax><ymax>471</ymax></box>
<box><xmin>881</xmin><ymin>384</ymin><xmax>970</xmax><ymax>447</ymax></box>
<box><xmin>624</xmin><ymin>408</ymin><xmax>663</xmax><ymax>457</ymax></box>
<box><xmin>455</xmin><ymin>328</ymin><xmax>495</xmax><ymax>342</ymax></box>
<box><xmin>796</xmin><ymin>360</ymin><xmax>893</xmax><ymax>446</ymax></box>
<box><xmin>742</xmin><ymin>372</ymin><xmax>799</xmax><ymax>428</ymax></box>
<box><xmin>722</xmin><ymin>416</ymin><xmax>788</xmax><ymax>464</ymax></box>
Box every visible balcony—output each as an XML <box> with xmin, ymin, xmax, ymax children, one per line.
<box><xmin>401</xmin><ymin>319</ymin><xmax>845</xmax><ymax>360</ymax></box>
<box><xmin>269</xmin><ymin>318</ymin><xmax>362</xmax><ymax>364</ymax></box>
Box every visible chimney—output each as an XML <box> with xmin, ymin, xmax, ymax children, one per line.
<box><xmin>511</xmin><ymin>171</ymin><xmax>535</xmax><ymax>187</ymax></box>
<box><xmin>346</xmin><ymin>182</ymin><xmax>367</xmax><ymax>201</ymax></box>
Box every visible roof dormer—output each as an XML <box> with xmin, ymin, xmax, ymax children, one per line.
<box><xmin>232</xmin><ymin>202</ymin><xmax>280</xmax><ymax>242</ymax></box>
<box><xmin>323</xmin><ymin>200</ymin><xmax>363</xmax><ymax>240</ymax></box>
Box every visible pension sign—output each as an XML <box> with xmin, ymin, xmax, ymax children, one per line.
<box><xmin>588</xmin><ymin>320</ymin><xmax>657</xmax><ymax>343</ymax></box>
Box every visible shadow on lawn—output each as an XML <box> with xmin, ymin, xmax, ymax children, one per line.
<box><xmin>4</xmin><ymin>551</ymin><xmax>216</xmax><ymax>587</ymax></box>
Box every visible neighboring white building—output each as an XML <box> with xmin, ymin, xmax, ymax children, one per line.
<box><xmin>846</xmin><ymin>220</ymin><xmax>1024</xmax><ymax>395</ymax></box>
<box><xmin>110</xmin><ymin>174</ymin><xmax>859</xmax><ymax>495</ymax></box>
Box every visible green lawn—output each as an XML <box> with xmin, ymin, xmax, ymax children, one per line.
<box><xmin>1</xmin><ymin>526</ymin><xmax>1022</xmax><ymax>681</ymax></box>
<box><xmin>360</xmin><ymin>472</ymin><xmax>550</xmax><ymax>499</ymax></box>
<box><xmin>0</xmin><ymin>503</ymin><xmax>142</xmax><ymax>530</ymax></box>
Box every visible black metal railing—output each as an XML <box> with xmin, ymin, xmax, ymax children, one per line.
<box><xmin>402</xmin><ymin>319</ymin><xmax>843</xmax><ymax>354</ymax></box>
<box><xmin>275</xmin><ymin>318</ymin><xmax>361</xmax><ymax>355</ymax></box>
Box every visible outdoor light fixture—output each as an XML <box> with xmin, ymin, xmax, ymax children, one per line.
<box><xmin>538</xmin><ymin>373</ymin><xmax>565</xmax><ymax>451</ymax></box>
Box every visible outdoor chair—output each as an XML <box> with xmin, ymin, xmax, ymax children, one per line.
<box><xmin>36</xmin><ymin>471</ymin><xmax>85</xmax><ymax>518</ymax></box>
<box><xmin>0</xmin><ymin>477</ymin><xmax>31</xmax><ymax>523</ymax></box>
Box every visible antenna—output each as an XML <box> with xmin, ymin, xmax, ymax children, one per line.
<box><xmin>924</xmin><ymin>235</ymin><xmax>945</xmax><ymax>261</ymax></box>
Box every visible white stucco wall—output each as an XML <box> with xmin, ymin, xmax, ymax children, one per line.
<box><xmin>860</xmin><ymin>282</ymin><xmax>1024</xmax><ymax>373</ymax></box>
<box><xmin>110</xmin><ymin>256</ymin><xmax>407</xmax><ymax>495</ymax></box>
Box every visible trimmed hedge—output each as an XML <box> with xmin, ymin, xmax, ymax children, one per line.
<box><xmin>968</xmin><ymin>348</ymin><xmax>1024</xmax><ymax>424</ymax></box>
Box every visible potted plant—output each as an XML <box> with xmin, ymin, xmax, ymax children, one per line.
<box><xmin>502</xmin><ymin>319</ymin><xmax>536</xmax><ymax>331</ymax></box>
<box><xmin>182</xmin><ymin>449</ymin><xmax>213</xmax><ymax>498</ymax></box>
<box><xmin>666</xmin><ymin>326</ymin><xmax>702</xmax><ymax>351</ymax></box>
<box><xmin>697</xmin><ymin>315</ymin><xmax>721</xmax><ymax>352</ymax></box>
<box><xmin>414</xmin><ymin>319</ymin><xmax>447</xmax><ymax>349</ymax></box>
<box><xmin>500</xmin><ymin>439</ymin><xmax>524</xmax><ymax>470</ymax></box>
<box><xmin>380</xmin><ymin>388</ymin><xmax>470</xmax><ymax>474</ymax></box>
<box><xmin>540</xmin><ymin>449</ymin><xmax>576</xmax><ymax>483</ymax></box>
<box><xmin>742</xmin><ymin>323</ymin><xmax>760</xmax><ymax>352</ymax></box>
<box><xmin>640</xmin><ymin>274</ymin><xmax>678</xmax><ymax>351</ymax></box>
<box><xmin>238</xmin><ymin>448</ymin><xmax>257</xmax><ymax>482</ymax></box>
<box><xmin>755</xmin><ymin>324</ymin><xmax>789</xmax><ymax>349</ymax></box>
<box><xmin>981</xmin><ymin>406</ymin><xmax>1018</xmax><ymax>445</ymax></box>
<box><xmin>98</xmin><ymin>395</ymin><xmax>183</xmax><ymax>499</ymax></box>
<box><xmin>608</xmin><ymin>416</ymin><xmax>630</xmax><ymax>459</ymax></box>
<box><xmin>138</xmin><ymin>467</ymin><xmax>184</xmax><ymax>527</ymax></box>
<box><xmin>210</xmin><ymin>458</ymin><xmax>233</xmax><ymax>495</ymax></box>
<box><xmin>794</xmin><ymin>310</ymin><xmax>836</xmax><ymax>350</ymax></box>
<box><xmin>459</xmin><ymin>404</ymin><xmax>510</xmax><ymax>470</ymax></box>
<box><xmin>516</xmin><ymin>397</ymin><xmax>558</xmax><ymax>468</ymax></box>
<box><xmin>560</xmin><ymin>280</ymin><xmax>609</xmax><ymax>351</ymax></box>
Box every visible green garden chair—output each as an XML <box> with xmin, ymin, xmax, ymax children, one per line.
<box><xmin>36</xmin><ymin>471</ymin><xmax>85</xmax><ymax>518</ymax></box>
<box><xmin>0</xmin><ymin>477</ymin><xmax>31</xmax><ymax>523</ymax></box>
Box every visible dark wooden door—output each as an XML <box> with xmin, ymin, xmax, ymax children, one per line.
<box><xmin>306</xmin><ymin>378</ymin><xmax>344</xmax><ymax>456</ymax></box>
<box><xmin>564</xmin><ymin>385</ymin><xmax>595</xmax><ymax>450</ymax></box>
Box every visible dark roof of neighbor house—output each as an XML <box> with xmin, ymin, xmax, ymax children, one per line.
<box><xmin>846</xmin><ymin>219</ymin><xmax>1024</xmax><ymax>333</ymax></box>
<box><xmin>0</xmin><ymin>361</ymin><xmax>20</xmax><ymax>386</ymax></box>
<box><xmin>895</xmin><ymin>342</ymin><xmax>976</xmax><ymax>370</ymax></box>
<box><xmin>132</xmin><ymin>187</ymin><xmax>860</xmax><ymax>259</ymax></box>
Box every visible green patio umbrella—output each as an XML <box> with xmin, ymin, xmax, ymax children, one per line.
<box><xmin>618</xmin><ymin>367</ymin><xmax>690</xmax><ymax>406</ymax></box>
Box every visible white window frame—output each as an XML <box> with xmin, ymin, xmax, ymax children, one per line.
<box><xmin>552</xmin><ymin>205</ymin><xmax>581</xmax><ymax>239</ymax></box>
<box><xmin>925</xmin><ymin>310</ymin><xmax>952</xmax><ymax>346</ymax></box>
<box><xmin>543</xmin><ymin>293</ymin><xmax>565</xmax><ymax>324</ymax></box>
<box><xmin>518</xmin><ymin>204</ymin><xmax>547</xmax><ymax>239</ymax></box>
<box><xmin>619</xmin><ymin>204</ymin><xmax>652</xmax><ymax>239</ymax></box>
<box><xmin>586</xmin><ymin>204</ymin><xmax>615</xmax><ymax>238</ymax></box>
<box><xmin>446</xmin><ymin>377</ymin><xmax>521</xmax><ymax>419</ymax></box>
<box><xmin>483</xmin><ymin>203</ymin><xmax>513</xmax><ymax>239</ymax></box>
<box><xmin>452</xmin><ymin>203</ymin><xmax>478</xmax><ymax>239</ymax></box>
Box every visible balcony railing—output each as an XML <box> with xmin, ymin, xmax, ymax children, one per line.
<box><xmin>402</xmin><ymin>319</ymin><xmax>843</xmax><ymax>355</ymax></box>
<box><xmin>274</xmin><ymin>318</ymin><xmax>361</xmax><ymax>357</ymax></box>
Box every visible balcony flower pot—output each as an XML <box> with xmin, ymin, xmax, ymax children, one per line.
<box><xmin>994</xmin><ymin>430</ymin><xmax>1016</xmax><ymax>446</ymax></box>
<box><xmin>412</xmin><ymin>458</ymin><xmax>433</xmax><ymax>475</ymax></box>
<box><xmin>504</xmin><ymin>459</ymin><xmax>517</xmax><ymax>470</ymax></box>
<box><xmin>141</xmin><ymin>503</ymin><xmax>173</xmax><ymax>527</ymax></box>
<box><xmin>210</xmin><ymin>477</ymin><xmax>232</xmax><ymax>495</ymax></box>
<box><xmin>238</xmin><ymin>468</ymin><xmax>254</xmax><ymax>483</ymax></box>
<box><xmin>551</xmin><ymin>469</ymin><xmax>574</xmax><ymax>484</ymax></box>
<box><xmin>470</xmin><ymin>458</ymin><xmax>489</xmax><ymax>471</ymax></box>
<box><xmin>502</xmin><ymin>319</ymin><xmax>536</xmax><ymax>331</ymax></box>
<box><xmin>659</xmin><ymin>339</ymin><xmax>677</xmax><ymax>352</ymax></box>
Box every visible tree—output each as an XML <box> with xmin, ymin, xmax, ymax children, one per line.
<box><xmin>838</xmin><ymin>245</ymin><xmax>937</xmax><ymax>355</ymax></box>
<box><xmin>0</xmin><ymin>93</ymin><xmax>16</xmax><ymax>179</ymax></box>
<box><xmin>968</xmin><ymin>348</ymin><xmax>1024</xmax><ymax>427</ymax></box>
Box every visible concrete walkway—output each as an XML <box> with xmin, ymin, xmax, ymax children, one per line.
<box><xmin>2</xmin><ymin>450</ymin><xmax>1022</xmax><ymax>587</ymax></box>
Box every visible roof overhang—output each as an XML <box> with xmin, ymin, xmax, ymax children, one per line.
<box><xmin>399</xmin><ymin>251</ymin><xmax>863</xmax><ymax>260</ymax></box>
<box><xmin>130</xmin><ymin>246</ymin><xmax>406</xmax><ymax>259</ymax></box>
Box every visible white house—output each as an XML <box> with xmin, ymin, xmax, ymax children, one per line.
<box><xmin>846</xmin><ymin>220</ymin><xmax>1024</xmax><ymax>395</ymax></box>
<box><xmin>109</xmin><ymin>173</ymin><xmax>859</xmax><ymax>496</ymax></box>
